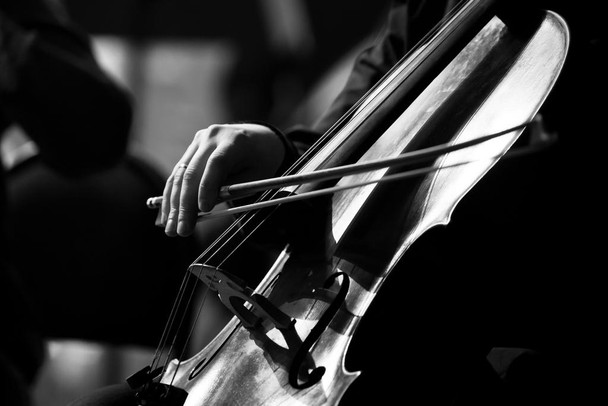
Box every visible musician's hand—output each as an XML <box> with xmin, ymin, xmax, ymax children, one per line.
<box><xmin>161</xmin><ymin>123</ymin><xmax>285</xmax><ymax>237</ymax></box>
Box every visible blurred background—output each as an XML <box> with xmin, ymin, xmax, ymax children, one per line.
<box><xmin>65</xmin><ymin>0</ymin><xmax>392</xmax><ymax>173</ymax></box>
<box><xmin>2</xmin><ymin>1</ymin><xmax>392</xmax><ymax>405</ymax></box>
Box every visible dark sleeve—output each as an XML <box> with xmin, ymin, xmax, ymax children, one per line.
<box><xmin>0</xmin><ymin>0</ymin><xmax>133</xmax><ymax>175</ymax></box>
<box><xmin>285</xmin><ymin>0</ymin><xmax>453</xmax><ymax>157</ymax></box>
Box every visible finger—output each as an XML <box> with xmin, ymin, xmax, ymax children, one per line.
<box><xmin>176</xmin><ymin>148</ymin><xmax>211</xmax><ymax>236</ymax></box>
<box><xmin>164</xmin><ymin>162</ymin><xmax>189</xmax><ymax>237</ymax></box>
<box><xmin>198</xmin><ymin>149</ymin><xmax>230</xmax><ymax>213</ymax></box>
<box><xmin>160</xmin><ymin>130</ymin><xmax>208</xmax><ymax>229</ymax></box>
<box><xmin>160</xmin><ymin>163</ymin><xmax>185</xmax><ymax>227</ymax></box>
<box><xmin>160</xmin><ymin>170</ymin><xmax>174</xmax><ymax>226</ymax></box>
<box><xmin>197</xmin><ymin>127</ymin><xmax>250</xmax><ymax>212</ymax></box>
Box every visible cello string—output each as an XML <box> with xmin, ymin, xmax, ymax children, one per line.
<box><xmin>156</xmin><ymin>185</ymin><xmax>289</xmax><ymax>380</ymax></box>
<box><xmin>148</xmin><ymin>185</ymin><xmax>280</xmax><ymax>367</ymax></box>
<box><xmin>148</xmin><ymin>271</ymin><xmax>194</xmax><ymax>371</ymax></box>
<box><xmin>152</xmin><ymin>205</ymin><xmax>269</xmax><ymax>369</ymax></box>
<box><xmin>159</xmin><ymin>271</ymin><xmax>206</xmax><ymax>370</ymax></box>
<box><xmin>147</xmin><ymin>206</ymin><xmax>267</xmax><ymax>370</ymax></box>
<box><xmin>160</xmin><ymin>210</ymin><xmax>284</xmax><ymax>385</ymax></box>
<box><xmin>167</xmin><ymin>273</ymin><xmax>212</xmax><ymax>388</ymax></box>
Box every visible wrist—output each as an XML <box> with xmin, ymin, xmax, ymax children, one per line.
<box><xmin>234</xmin><ymin>120</ymin><xmax>299</xmax><ymax>175</ymax></box>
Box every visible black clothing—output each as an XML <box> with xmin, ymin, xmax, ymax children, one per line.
<box><xmin>1</xmin><ymin>1</ymin><xmax>133</xmax><ymax>404</ymax></box>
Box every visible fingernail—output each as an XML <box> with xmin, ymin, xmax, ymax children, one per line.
<box><xmin>165</xmin><ymin>220</ymin><xmax>176</xmax><ymax>237</ymax></box>
<box><xmin>177</xmin><ymin>220</ymin><xmax>189</xmax><ymax>237</ymax></box>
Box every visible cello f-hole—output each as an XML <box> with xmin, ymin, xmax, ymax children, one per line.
<box><xmin>289</xmin><ymin>272</ymin><xmax>350</xmax><ymax>389</ymax></box>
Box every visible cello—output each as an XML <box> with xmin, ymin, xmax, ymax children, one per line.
<box><xmin>131</xmin><ymin>0</ymin><xmax>569</xmax><ymax>404</ymax></box>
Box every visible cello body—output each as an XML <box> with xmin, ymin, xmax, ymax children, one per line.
<box><xmin>139</xmin><ymin>2</ymin><xmax>569</xmax><ymax>405</ymax></box>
